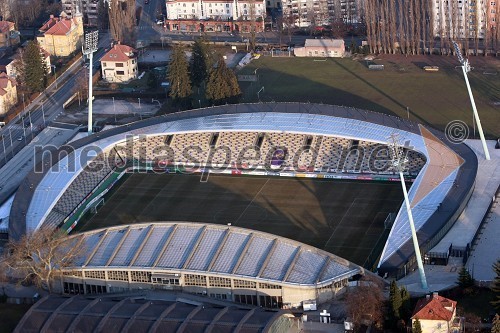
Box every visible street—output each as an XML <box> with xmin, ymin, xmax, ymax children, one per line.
<box><xmin>0</xmin><ymin>33</ymin><xmax>111</xmax><ymax>169</ymax></box>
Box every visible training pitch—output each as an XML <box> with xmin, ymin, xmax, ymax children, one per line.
<box><xmin>79</xmin><ymin>173</ymin><xmax>404</xmax><ymax>266</ymax></box>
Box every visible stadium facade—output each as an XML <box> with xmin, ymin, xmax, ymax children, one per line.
<box><xmin>10</xmin><ymin>103</ymin><xmax>477</xmax><ymax>302</ymax></box>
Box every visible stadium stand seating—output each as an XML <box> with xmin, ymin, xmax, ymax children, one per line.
<box><xmin>42</xmin><ymin>131</ymin><xmax>426</xmax><ymax>230</ymax></box>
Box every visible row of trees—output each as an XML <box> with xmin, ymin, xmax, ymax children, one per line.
<box><xmin>364</xmin><ymin>0</ymin><xmax>500</xmax><ymax>55</ymax></box>
<box><xmin>167</xmin><ymin>38</ymin><xmax>241</xmax><ymax>108</ymax></box>
<box><xmin>0</xmin><ymin>0</ymin><xmax>61</xmax><ymax>28</ymax></box>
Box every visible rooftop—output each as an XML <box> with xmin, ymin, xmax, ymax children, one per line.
<box><xmin>101</xmin><ymin>43</ymin><xmax>137</xmax><ymax>62</ymax></box>
<box><xmin>304</xmin><ymin>39</ymin><xmax>344</xmax><ymax>48</ymax></box>
<box><xmin>411</xmin><ymin>293</ymin><xmax>456</xmax><ymax>321</ymax></box>
<box><xmin>68</xmin><ymin>222</ymin><xmax>361</xmax><ymax>286</ymax></box>
<box><xmin>15</xmin><ymin>293</ymin><xmax>294</xmax><ymax>333</ymax></box>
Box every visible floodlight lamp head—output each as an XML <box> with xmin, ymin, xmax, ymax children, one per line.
<box><xmin>388</xmin><ymin>133</ymin><xmax>408</xmax><ymax>173</ymax></box>
<box><xmin>83</xmin><ymin>31</ymin><xmax>99</xmax><ymax>54</ymax></box>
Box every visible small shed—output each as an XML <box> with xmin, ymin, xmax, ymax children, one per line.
<box><xmin>294</xmin><ymin>39</ymin><xmax>345</xmax><ymax>58</ymax></box>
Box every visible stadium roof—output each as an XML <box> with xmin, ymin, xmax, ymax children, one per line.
<box><xmin>15</xmin><ymin>294</ymin><xmax>293</xmax><ymax>333</ymax></box>
<box><xmin>67</xmin><ymin>222</ymin><xmax>361</xmax><ymax>286</ymax></box>
<box><xmin>11</xmin><ymin>103</ymin><xmax>477</xmax><ymax>272</ymax></box>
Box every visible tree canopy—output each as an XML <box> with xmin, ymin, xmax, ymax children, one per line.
<box><xmin>167</xmin><ymin>44</ymin><xmax>192</xmax><ymax>107</ymax></box>
<box><xmin>20</xmin><ymin>40</ymin><xmax>48</xmax><ymax>93</ymax></box>
<box><xmin>190</xmin><ymin>37</ymin><xmax>214</xmax><ymax>88</ymax></box>
<box><xmin>2</xmin><ymin>228</ymin><xmax>84</xmax><ymax>293</ymax></box>
<box><xmin>205</xmin><ymin>54</ymin><xmax>241</xmax><ymax>105</ymax></box>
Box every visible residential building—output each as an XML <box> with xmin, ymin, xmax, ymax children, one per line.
<box><xmin>164</xmin><ymin>0</ymin><xmax>266</xmax><ymax>33</ymax></box>
<box><xmin>37</xmin><ymin>11</ymin><xmax>84</xmax><ymax>57</ymax></box>
<box><xmin>0</xmin><ymin>21</ymin><xmax>20</xmax><ymax>48</ymax></box>
<box><xmin>100</xmin><ymin>42</ymin><xmax>138</xmax><ymax>83</ymax></box>
<box><xmin>0</xmin><ymin>72</ymin><xmax>17</xmax><ymax>117</ymax></box>
<box><xmin>3</xmin><ymin>46</ymin><xmax>51</xmax><ymax>79</ymax></box>
<box><xmin>411</xmin><ymin>292</ymin><xmax>462</xmax><ymax>333</ymax></box>
<box><xmin>282</xmin><ymin>0</ymin><xmax>361</xmax><ymax>29</ymax></box>
<box><xmin>294</xmin><ymin>38</ymin><xmax>345</xmax><ymax>57</ymax></box>
<box><xmin>432</xmin><ymin>0</ymin><xmax>500</xmax><ymax>40</ymax></box>
<box><xmin>61</xmin><ymin>0</ymin><xmax>99</xmax><ymax>27</ymax></box>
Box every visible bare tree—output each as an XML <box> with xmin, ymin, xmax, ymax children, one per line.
<box><xmin>345</xmin><ymin>275</ymin><xmax>385</xmax><ymax>330</ymax></box>
<box><xmin>73</xmin><ymin>68</ymin><xmax>89</xmax><ymax>105</ymax></box>
<box><xmin>109</xmin><ymin>0</ymin><xmax>137</xmax><ymax>45</ymax></box>
<box><xmin>2</xmin><ymin>228</ymin><xmax>84</xmax><ymax>293</ymax></box>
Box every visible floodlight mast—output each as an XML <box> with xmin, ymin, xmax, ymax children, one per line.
<box><xmin>82</xmin><ymin>31</ymin><xmax>99</xmax><ymax>135</ymax></box>
<box><xmin>389</xmin><ymin>134</ymin><xmax>428</xmax><ymax>290</ymax></box>
<box><xmin>452</xmin><ymin>41</ymin><xmax>490</xmax><ymax>160</ymax></box>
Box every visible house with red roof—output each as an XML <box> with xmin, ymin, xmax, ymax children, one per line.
<box><xmin>0</xmin><ymin>72</ymin><xmax>17</xmax><ymax>117</ymax></box>
<box><xmin>37</xmin><ymin>11</ymin><xmax>84</xmax><ymax>57</ymax></box>
<box><xmin>411</xmin><ymin>292</ymin><xmax>462</xmax><ymax>333</ymax></box>
<box><xmin>0</xmin><ymin>21</ymin><xmax>20</xmax><ymax>48</ymax></box>
<box><xmin>100</xmin><ymin>42</ymin><xmax>138</xmax><ymax>83</ymax></box>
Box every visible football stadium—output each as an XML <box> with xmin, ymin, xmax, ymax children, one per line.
<box><xmin>9</xmin><ymin>103</ymin><xmax>477</xmax><ymax>307</ymax></box>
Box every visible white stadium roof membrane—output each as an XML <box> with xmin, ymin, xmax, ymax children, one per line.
<box><xmin>13</xmin><ymin>103</ymin><xmax>475</xmax><ymax>273</ymax></box>
<box><xmin>70</xmin><ymin>222</ymin><xmax>360</xmax><ymax>286</ymax></box>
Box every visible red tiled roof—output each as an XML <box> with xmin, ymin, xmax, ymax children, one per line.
<box><xmin>0</xmin><ymin>72</ymin><xmax>16</xmax><ymax>96</ymax></box>
<box><xmin>412</xmin><ymin>294</ymin><xmax>457</xmax><ymax>321</ymax></box>
<box><xmin>39</xmin><ymin>16</ymin><xmax>78</xmax><ymax>36</ymax></box>
<box><xmin>0</xmin><ymin>21</ymin><xmax>15</xmax><ymax>33</ymax></box>
<box><xmin>101</xmin><ymin>44</ymin><xmax>137</xmax><ymax>62</ymax></box>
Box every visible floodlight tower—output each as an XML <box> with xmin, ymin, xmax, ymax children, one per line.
<box><xmin>389</xmin><ymin>134</ymin><xmax>428</xmax><ymax>290</ymax></box>
<box><xmin>452</xmin><ymin>41</ymin><xmax>490</xmax><ymax>160</ymax></box>
<box><xmin>82</xmin><ymin>31</ymin><xmax>99</xmax><ymax>135</ymax></box>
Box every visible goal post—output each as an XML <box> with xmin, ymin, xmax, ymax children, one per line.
<box><xmin>90</xmin><ymin>197</ymin><xmax>105</xmax><ymax>214</ymax></box>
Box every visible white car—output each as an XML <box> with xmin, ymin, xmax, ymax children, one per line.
<box><xmin>156</xmin><ymin>20</ymin><xmax>164</xmax><ymax>25</ymax></box>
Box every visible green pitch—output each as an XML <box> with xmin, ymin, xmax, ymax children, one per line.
<box><xmin>238</xmin><ymin>56</ymin><xmax>500</xmax><ymax>138</ymax></box>
<box><xmin>78</xmin><ymin>173</ymin><xmax>404</xmax><ymax>267</ymax></box>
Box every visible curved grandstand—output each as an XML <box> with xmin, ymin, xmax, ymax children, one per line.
<box><xmin>59</xmin><ymin>222</ymin><xmax>361</xmax><ymax>307</ymax></box>
<box><xmin>11</xmin><ymin>103</ymin><xmax>477</xmax><ymax>283</ymax></box>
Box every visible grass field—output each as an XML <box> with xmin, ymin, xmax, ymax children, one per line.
<box><xmin>79</xmin><ymin>173</ymin><xmax>404</xmax><ymax>266</ymax></box>
<box><xmin>237</xmin><ymin>55</ymin><xmax>500</xmax><ymax>138</ymax></box>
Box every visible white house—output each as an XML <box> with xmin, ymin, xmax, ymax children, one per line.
<box><xmin>100</xmin><ymin>43</ymin><xmax>138</xmax><ymax>83</ymax></box>
<box><xmin>411</xmin><ymin>292</ymin><xmax>461</xmax><ymax>333</ymax></box>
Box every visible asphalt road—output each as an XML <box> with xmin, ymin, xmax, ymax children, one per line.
<box><xmin>0</xmin><ymin>33</ymin><xmax>111</xmax><ymax>169</ymax></box>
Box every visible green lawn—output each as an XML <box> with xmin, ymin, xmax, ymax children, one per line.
<box><xmin>0</xmin><ymin>303</ymin><xmax>32</xmax><ymax>333</ymax></box>
<box><xmin>237</xmin><ymin>56</ymin><xmax>500</xmax><ymax>138</ymax></box>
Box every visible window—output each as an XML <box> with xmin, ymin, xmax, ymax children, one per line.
<box><xmin>63</xmin><ymin>270</ymin><xmax>83</xmax><ymax>277</ymax></box>
<box><xmin>258</xmin><ymin>283</ymin><xmax>282</xmax><ymax>289</ymax></box>
<box><xmin>85</xmin><ymin>270</ymin><xmax>105</xmax><ymax>279</ymax></box>
<box><xmin>185</xmin><ymin>274</ymin><xmax>207</xmax><ymax>286</ymax></box>
<box><xmin>208</xmin><ymin>276</ymin><xmax>231</xmax><ymax>287</ymax></box>
<box><xmin>116</xmin><ymin>71</ymin><xmax>125</xmax><ymax>75</ymax></box>
<box><xmin>108</xmin><ymin>270</ymin><xmax>128</xmax><ymax>281</ymax></box>
<box><xmin>131</xmin><ymin>271</ymin><xmax>151</xmax><ymax>282</ymax></box>
<box><xmin>226</xmin><ymin>3</ymin><xmax>229</xmax><ymax>6</ymax></box>
<box><xmin>102</xmin><ymin>62</ymin><xmax>106</xmax><ymax>67</ymax></box>
<box><xmin>116</xmin><ymin>63</ymin><xmax>124</xmax><ymax>67</ymax></box>
<box><xmin>152</xmin><ymin>277</ymin><xmax>180</xmax><ymax>285</ymax></box>
<box><xmin>234</xmin><ymin>279</ymin><xmax>256</xmax><ymax>288</ymax></box>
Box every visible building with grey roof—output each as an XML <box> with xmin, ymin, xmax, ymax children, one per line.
<box><xmin>15</xmin><ymin>293</ymin><xmax>298</xmax><ymax>333</ymax></box>
<box><xmin>58</xmin><ymin>222</ymin><xmax>362</xmax><ymax>308</ymax></box>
